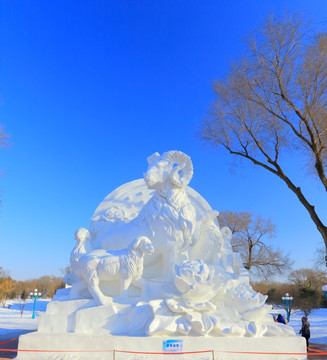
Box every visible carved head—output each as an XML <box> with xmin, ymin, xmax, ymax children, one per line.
<box><xmin>74</xmin><ymin>228</ymin><xmax>89</xmax><ymax>243</ymax></box>
<box><xmin>144</xmin><ymin>150</ymin><xmax>193</xmax><ymax>189</ymax></box>
<box><xmin>132</xmin><ymin>236</ymin><xmax>154</xmax><ymax>255</ymax></box>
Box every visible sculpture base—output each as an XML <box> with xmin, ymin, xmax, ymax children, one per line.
<box><xmin>16</xmin><ymin>332</ymin><xmax>307</xmax><ymax>360</ymax></box>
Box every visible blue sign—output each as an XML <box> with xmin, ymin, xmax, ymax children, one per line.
<box><xmin>163</xmin><ymin>339</ymin><xmax>183</xmax><ymax>353</ymax></box>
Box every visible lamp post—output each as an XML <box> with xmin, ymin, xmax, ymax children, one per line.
<box><xmin>30</xmin><ymin>289</ymin><xmax>41</xmax><ymax>319</ymax></box>
<box><xmin>322</xmin><ymin>285</ymin><xmax>327</xmax><ymax>300</ymax></box>
<box><xmin>282</xmin><ymin>293</ymin><xmax>293</xmax><ymax>322</ymax></box>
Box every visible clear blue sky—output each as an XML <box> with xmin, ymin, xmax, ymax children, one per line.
<box><xmin>0</xmin><ymin>1</ymin><xmax>326</xmax><ymax>281</ymax></box>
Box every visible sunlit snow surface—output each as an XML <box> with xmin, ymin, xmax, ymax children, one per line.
<box><xmin>0</xmin><ymin>300</ymin><xmax>326</xmax><ymax>344</ymax></box>
<box><xmin>0</xmin><ymin>299</ymin><xmax>48</xmax><ymax>335</ymax></box>
<box><xmin>271</xmin><ymin>308</ymin><xmax>327</xmax><ymax>345</ymax></box>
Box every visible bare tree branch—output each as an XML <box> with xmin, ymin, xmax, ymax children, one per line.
<box><xmin>218</xmin><ymin>211</ymin><xmax>293</xmax><ymax>279</ymax></box>
<box><xmin>200</xmin><ymin>12</ymin><xmax>327</xmax><ymax>251</ymax></box>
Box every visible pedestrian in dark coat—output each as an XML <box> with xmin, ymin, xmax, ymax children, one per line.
<box><xmin>299</xmin><ymin>316</ymin><xmax>310</xmax><ymax>348</ymax></box>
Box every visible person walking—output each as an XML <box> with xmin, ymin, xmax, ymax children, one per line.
<box><xmin>299</xmin><ymin>316</ymin><xmax>310</xmax><ymax>348</ymax></box>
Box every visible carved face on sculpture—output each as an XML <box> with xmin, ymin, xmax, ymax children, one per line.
<box><xmin>136</xmin><ymin>236</ymin><xmax>155</xmax><ymax>255</ymax></box>
<box><xmin>144</xmin><ymin>159</ymin><xmax>172</xmax><ymax>189</ymax></box>
<box><xmin>144</xmin><ymin>151</ymin><xmax>193</xmax><ymax>190</ymax></box>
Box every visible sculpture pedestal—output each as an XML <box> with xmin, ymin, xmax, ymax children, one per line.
<box><xmin>16</xmin><ymin>332</ymin><xmax>307</xmax><ymax>360</ymax></box>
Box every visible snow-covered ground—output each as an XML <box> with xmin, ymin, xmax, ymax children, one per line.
<box><xmin>0</xmin><ymin>299</ymin><xmax>49</xmax><ymax>335</ymax></box>
<box><xmin>0</xmin><ymin>300</ymin><xmax>326</xmax><ymax>345</ymax></box>
<box><xmin>271</xmin><ymin>307</ymin><xmax>327</xmax><ymax>345</ymax></box>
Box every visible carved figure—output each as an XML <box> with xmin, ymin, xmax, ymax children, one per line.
<box><xmin>188</xmin><ymin>210</ymin><xmax>224</xmax><ymax>263</ymax></box>
<box><xmin>188</xmin><ymin>210</ymin><xmax>237</xmax><ymax>270</ymax></box>
<box><xmin>46</xmin><ymin>150</ymin><xmax>298</xmax><ymax>340</ymax></box>
<box><xmin>70</xmin><ymin>234</ymin><xmax>154</xmax><ymax>305</ymax></box>
<box><xmin>98</xmin><ymin>150</ymin><xmax>197</xmax><ymax>276</ymax></box>
<box><xmin>63</xmin><ymin>228</ymin><xmax>91</xmax><ymax>289</ymax></box>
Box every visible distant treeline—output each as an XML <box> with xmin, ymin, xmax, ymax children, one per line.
<box><xmin>252</xmin><ymin>272</ymin><xmax>327</xmax><ymax>316</ymax></box>
<box><xmin>13</xmin><ymin>275</ymin><xmax>65</xmax><ymax>299</ymax></box>
<box><xmin>0</xmin><ymin>274</ymin><xmax>65</xmax><ymax>306</ymax></box>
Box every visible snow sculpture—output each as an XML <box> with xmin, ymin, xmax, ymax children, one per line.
<box><xmin>16</xmin><ymin>150</ymin><xmax>307</xmax><ymax>360</ymax></box>
<box><xmin>49</xmin><ymin>150</ymin><xmax>295</xmax><ymax>338</ymax></box>
<box><xmin>91</xmin><ymin>151</ymin><xmax>197</xmax><ymax>277</ymax></box>
<box><xmin>66</xmin><ymin>234</ymin><xmax>154</xmax><ymax>305</ymax></box>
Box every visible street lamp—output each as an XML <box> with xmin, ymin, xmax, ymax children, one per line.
<box><xmin>30</xmin><ymin>289</ymin><xmax>41</xmax><ymax>319</ymax></box>
<box><xmin>282</xmin><ymin>293</ymin><xmax>293</xmax><ymax>322</ymax></box>
<box><xmin>322</xmin><ymin>285</ymin><xmax>327</xmax><ymax>299</ymax></box>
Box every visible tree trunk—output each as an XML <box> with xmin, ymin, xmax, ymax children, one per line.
<box><xmin>277</xmin><ymin>170</ymin><xmax>327</xmax><ymax>251</ymax></box>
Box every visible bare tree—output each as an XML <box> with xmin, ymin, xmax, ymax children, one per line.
<box><xmin>314</xmin><ymin>246</ymin><xmax>326</xmax><ymax>269</ymax></box>
<box><xmin>252</xmin><ymin>280</ymin><xmax>293</xmax><ymax>305</ymax></box>
<box><xmin>37</xmin><ymin>275</ymin><xmax>64</xmax><ymax>298</ymax></box>
<box><xmin>200</xmin><ymin>13</ymin><xmax>327</xmax><ymax>251</ymax></box>
<box><xmin>219</xmin><ymin>211</ymin><xmax>292</xmax><ymax>279</ymax></box>
<box><xmin>14</xmin><ymin>275</ymin><xmax>64</xmax><ymax>299</ymax></box>
<box><xmin>288</xmin><ymin>268</ymin><xmax>327</xmax><ymax>315</ymax></box>
<box><xmin>18</xmin><ymin>290</ymin><xmax>28</xmax><ymax>317</ymax></box>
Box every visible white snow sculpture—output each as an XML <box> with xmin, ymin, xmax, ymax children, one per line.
<box><xmin>47</xmin><ymin>150</ymin><xmax>297</xmax><ymax>339</ymax></box>
<box><xmin>67</xmin><ymin>233</ymin><xmax>154</xmax><ymax>305</ymax></box>
<box><xmin>88</xmin><ymin>150</ymin><xmax>237</xmax><ymax>280</ymax></box>
<box><xmin>91</xmin><ymin>151</ymin><xmax>197</xmax><ymax>276</ymax></box>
